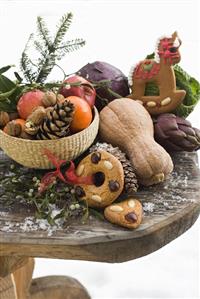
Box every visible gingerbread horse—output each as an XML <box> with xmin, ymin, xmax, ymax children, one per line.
<box><xmin>128</xmin><ymin>31</ymin><xmax>186</xmax><ymax>115</ymax></box>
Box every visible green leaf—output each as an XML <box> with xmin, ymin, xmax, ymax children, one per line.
<box><xmin>14</xmin><ymin>72</ymin><xmax>23</xmax><ymax>83</ymax></box>
<box><xmin>0</xmin><ymin>99</ymin><xmax>15</xmax><ymax>112</ymax></box>
<box><xmin>0</xmin><ymin>74</ymin><xmax>24</xmax><ymax>112</ymax></box>
<box><xmin>89</xmin><ymin>208</ymin><xmax>105</xmax><ymax>221</ymax></box>
<box><xmin>174</xmin><ymin>65</ymin><xmax>200</xmax><ymax>117</ymax></box>
<box><xmin>0</xmin><ymin>74</ymin><xmax>16</xmax><ymax>92</ymax></box>
<box><xmin>0</xmin><ymin>87</ymin><xmax>17</xmax><ymax>100</ymax></box>
<box><xmin>0</xmin><ymin>65</ymin><xmax>15</xmax><ymax>75</ymax></box>
<box><xmin>145</xmin><ymin>52</ymin><xmax>155</xmax><ymax>59</ymax></box>
<box><xmin>190</xmin><ymin>77</ymin><xmax>200</xmax><ymax>96</ymax></box>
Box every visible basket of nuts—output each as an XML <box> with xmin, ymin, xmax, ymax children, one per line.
<box><xmin>0</xmin><ymin>87</ymin><xmax>99</xmax><ymax>169</ymax></box>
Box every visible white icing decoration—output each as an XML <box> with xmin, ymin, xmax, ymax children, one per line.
<box><xmin>173</xmin><ymin>37</ymin><xmax>180</xmax><ymax>47</ymax></box>
<box><xmin>154</xmin><ymin>34</ymin><xmax>171</xmax><ymax>62</ymax></box>
<box><xmin>128</xmin><ymin>64</ymin><xmax>137</xmax><ymax>86</ymax></box>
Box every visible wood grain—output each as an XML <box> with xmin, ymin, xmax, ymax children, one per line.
<box><xmin>13</xmin><ymin>258</ymin><xmax>34</xmax><ymax>299</ymax></box>
<box><xmin>0</xmin><ymin>151</ymin><xmax>200</xmax><ymax>263</ymax></box>
<box><xmin>0</xmin><ymin>256</ymin><xmax>28</xmax><ymax>278</ymax></box>
<box><xmin>0</xmin><ymin>275</ymin><xmax>17</xmax><ymax>299</ymax></box>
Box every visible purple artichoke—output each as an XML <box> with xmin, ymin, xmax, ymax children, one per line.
<box><xmin>77</xmin><ymin>61</ymin><xmax>130</xmax><ymax>111</ymax></box>
<box><xmin>153</xmin><ymin>114</ymin><xmax>200</xmax><ymax>152</ymax></box>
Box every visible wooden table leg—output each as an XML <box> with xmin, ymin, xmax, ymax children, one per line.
<box><xmin>13</xmin><ymin>258</ymin><xmax>35</xmax><ymax>299</ymax></box>
<box><xmin>0</xmin><ymin>274</ymin><xmax>17</xmax><ymax>299</ymax></box>
<box><xmin>0</xmin><ymin>257</ymin><xmax>91</xmax><ymax>299</ymax></box>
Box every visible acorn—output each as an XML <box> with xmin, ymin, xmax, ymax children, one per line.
<box><xmin>0</xmin><ymin>111</ymin><xmax>10</xmax><ymax>127</ymax></box>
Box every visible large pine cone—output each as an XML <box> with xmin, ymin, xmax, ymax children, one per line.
<box><xmin>37</xmin><ymin>101</ymin><xmax>74</xmax><ymax>140</ymax></box>
<box><xmin>153</xmin><ymin>114</ymin><xmax>200</xmax><ymax>152</ymax></box>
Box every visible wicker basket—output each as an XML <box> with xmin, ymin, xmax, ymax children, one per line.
<box><xmin>0</xmin><ymin>107</ymin><xmax>99</xmax><ymax>169</ymax></box>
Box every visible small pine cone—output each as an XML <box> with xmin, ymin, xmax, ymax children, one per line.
<box><xmin>41</xmin><ymin>91</ymin><xmax>57</xmax><ymax>107</ymax></box>
<box><xmin>4</xmin><ymin>121</ymin><xmax>21</xmax><ymax>137</ymax></box>
<box><xmin>90</xmin><ymin>142</ymin><xmax>138</xmax><ymax>193</ymax></box>
<box><xmin>25</xmin><ymin>106</ymin><xmax>47</xmax><ymax>135</ymax></box>
<box><xmin>0</xmin><ymin>111</ymin><xmax>10</xmax><ymax>127</ymax></box>
<box><xmin>37</xmin><ymin>101</ymin><xmax>74</xmax><ymax>140</ymax></box>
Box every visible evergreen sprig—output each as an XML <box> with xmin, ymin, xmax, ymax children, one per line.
<box><xmin>53</xmin><ymin>13</ymin><xmax>73</xmax><ymax>48</ymax></box>
<box><xmin>20</xmin><ymin>12</ymin><xmax>86</xmax><ymax>83</ymax></box>
<box><xmin>20</xmin><ymin>34</ymin><xmax>38</xmax><ymax>83</ymax></box>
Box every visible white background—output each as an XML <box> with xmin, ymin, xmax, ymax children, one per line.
<box><xmin>0</xmin><ymin>1</ymin><xmax>200</xmax><ymax>298</ymax></box>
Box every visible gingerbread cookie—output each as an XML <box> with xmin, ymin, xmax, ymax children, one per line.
<box><xmin>104</xmin><ymin>198</ymin><xmax>143</xmax><ymax>229</ymax></box>
<box><xmin>75</xmin><ymin>150</ymin><xmax>124</xmax><ymax>208</ymax></box>
<box><xmin>128</xmin><ymin>31</ymin><xmax>186</xmax><ymax>115</ymax></box>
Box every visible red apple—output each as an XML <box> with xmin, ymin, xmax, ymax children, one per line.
<box><xmin>17</xmin><ymin>90</ymin><xmax>45</xmax><ymax>120</ymax></box>
<box><xmin>59</xmin><ymin>75</ymin><xmax>96</xmax><ymax>108</ymax></box>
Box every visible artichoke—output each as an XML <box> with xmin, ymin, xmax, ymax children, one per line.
<box><xmin>153</xmin><ymin>114</ymin><xmax>200</xmax><ymax>152</ymax></box>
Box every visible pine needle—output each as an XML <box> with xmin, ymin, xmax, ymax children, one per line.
<box><xmin>53</xmin><ymin>13</ymin><xmax>73</xmax><ymax>48</ymax></box>
<box><xmin>20</xmin><ymin>12</ymin><xmax>85</xmax><ymax>83</ymax></box>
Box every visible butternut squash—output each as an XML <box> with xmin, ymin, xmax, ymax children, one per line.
<box><xmin>99</xmin><ymin>98</ymin><xmax>173</xmax><ymax>186</ymax></box>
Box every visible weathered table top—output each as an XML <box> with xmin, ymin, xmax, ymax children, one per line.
<box><xmin>0</xmin><ymin>151</ymin><xmax>200</xmax><ymax>263</ymax></box>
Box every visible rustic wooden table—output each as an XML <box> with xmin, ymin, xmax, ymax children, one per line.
<box><xmin>0</xmin><ymin>151</ymin><xmax>200</xmax><ymax>299</ymax></box>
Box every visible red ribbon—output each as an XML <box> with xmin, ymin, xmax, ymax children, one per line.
<box><xmin>38</xmin><ymin>149</ymin><xmax>93</xmax><ymax>194</ymax></box>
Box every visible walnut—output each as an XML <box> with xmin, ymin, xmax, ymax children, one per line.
<box><xmin>42</xmin><ymin>91</ymin><xmax>57</xmax><ymax>107</ymax></box>
<box><xmin>20</xmin><ymin>131</ymin><xmax>34</xmax><ymax>140</ymax></box>
<box><xmin>4</xmin><ymin>121</ymin><xmax>22</xmax><ymax>137</ymax></box>
<box><xmin>57</xmin><ymin>94</ymin><xmax>65</xmax><ymax>103</ymax></box>
<box><xmin>26</xmin><ymin>106</ymin><xmax>46</xmax><ymax>125</ymax></box>
<box><xmin>25</xmin><ymin>106</ymin><xmax>46</xmax><ymax>135</ymax></box>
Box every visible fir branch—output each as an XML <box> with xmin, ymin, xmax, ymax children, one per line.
<box><xmin>36</xmin><ymin>53</ymin><xmax>57</xmax><ymax>83</ymax></box>
<box><xmin>53</xmin><ymin>13</ymin><xmax>73</xmax><ymax>48</ymax></box>
<box><xmin>37</xmin><ymin>16</ymin><xmax>52</xmax><ymax>49</ymax></box>
<box><xmin>34</xmin><ymin>40</ymin><xmax>47</xmax><ymax>57</ymax></box>
<box><xmin>56</xmin><ymin>39</ymin><xmax>86</xmax><ymax>54</ymax></box>
<box><xmin>20</xmin><ymin>34</ymin><xmax>37</xmax><ymax>83</ymax></box>
<box><xmin>20</xmin><ymin>12</ymin><xmax>85</xmax><ymax>83</ymax></box>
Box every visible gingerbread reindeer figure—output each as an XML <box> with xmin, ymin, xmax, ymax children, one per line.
<box><xmin>128</xmin><ymin>31</ymin><xmax>186</xmax><ymax>115</ymax></box>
